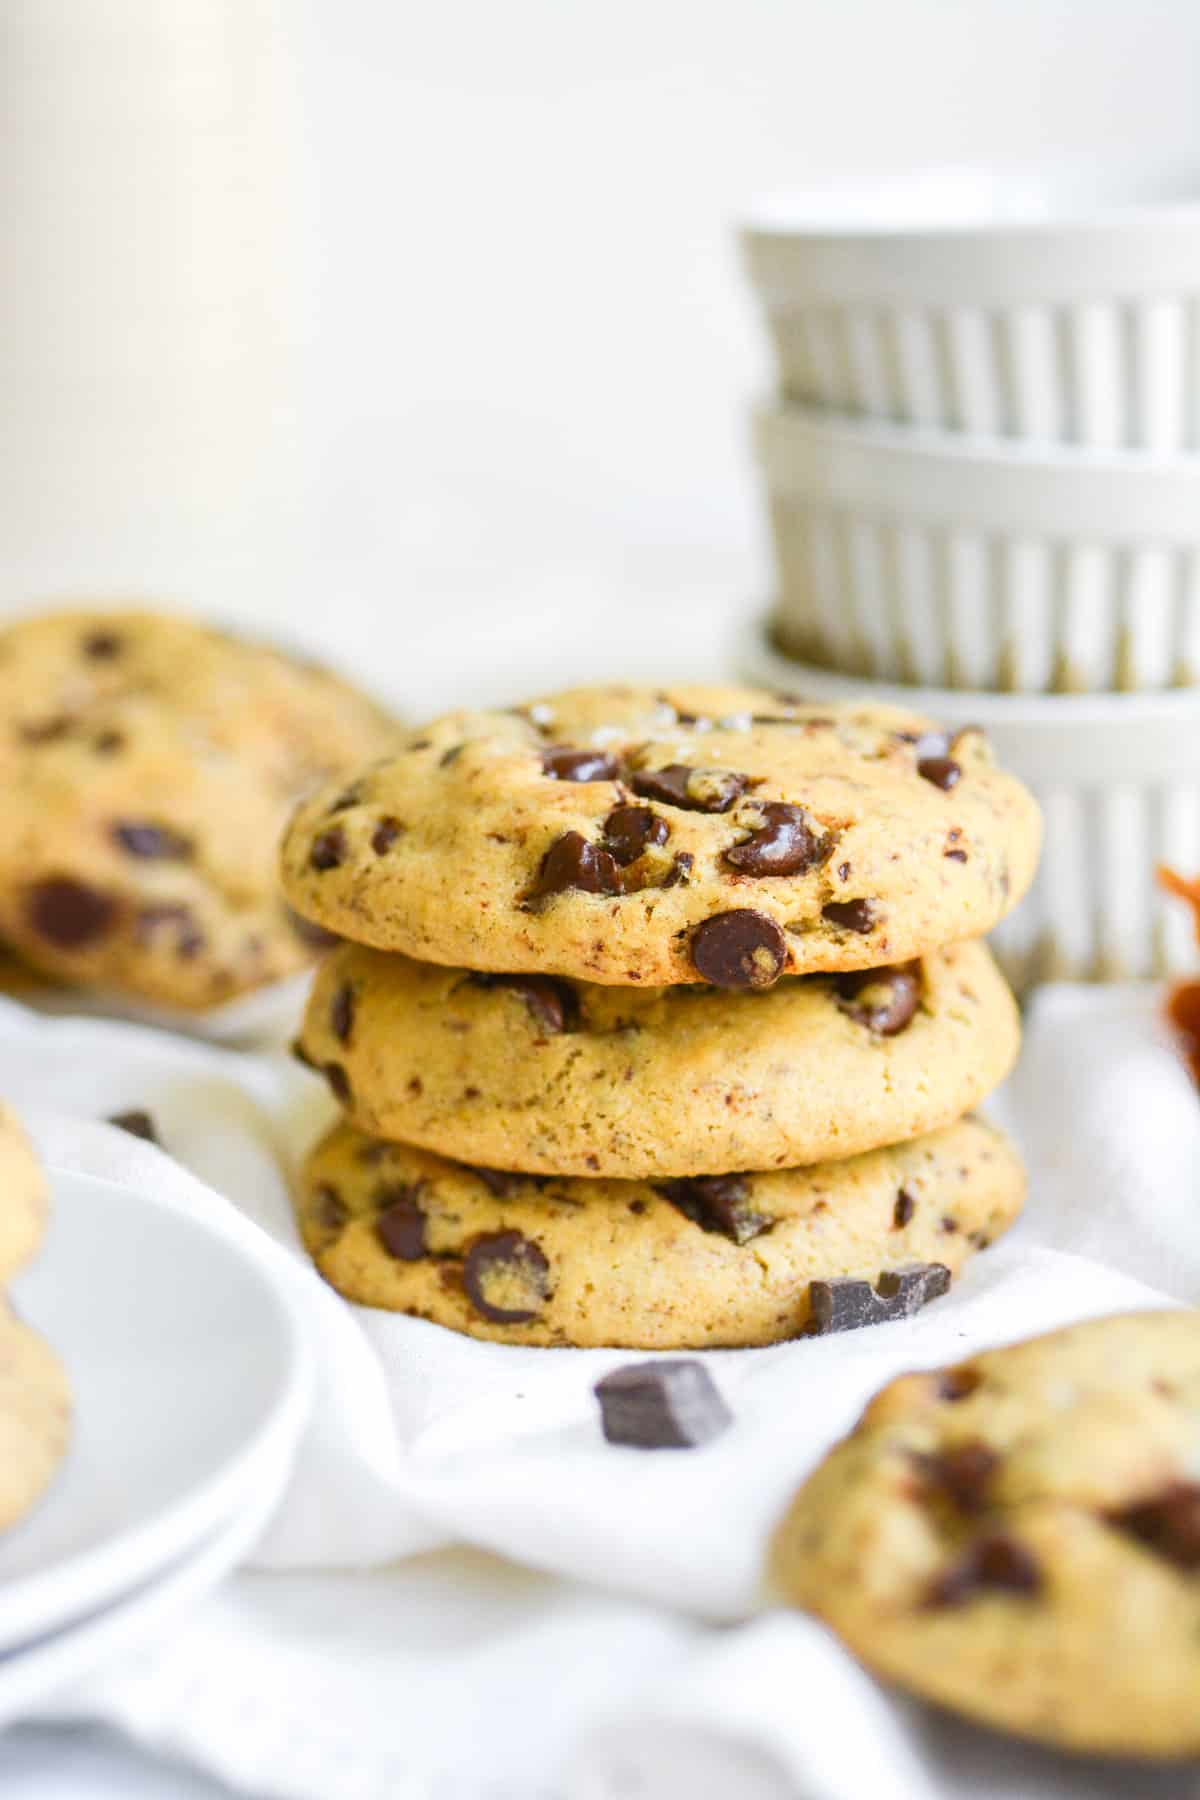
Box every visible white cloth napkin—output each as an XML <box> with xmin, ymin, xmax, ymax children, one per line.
<box><xmin>1</xmin><ymin>981</ymin><xmax>1197</xmax><ymax>1799</ymax></box>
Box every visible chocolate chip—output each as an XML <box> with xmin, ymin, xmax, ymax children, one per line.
<box><xmin>927</xmin><ymin>1533</ymin><xmax>1041</xmax><ymax>1607</ymax></box>
<box><xmin>603</xmin><ymin>805</ymin><xmax>669</xmax><ymax>866</ymax></box>
<box><xmin>835</xmin><ymin>965</ymin><xmax>919</xmax><ymax>1034</ymax></box>
<box><xmin>286</xmin><ymin>906</ymin><xmax>340</xmax><ymax>948</ymax></box>
<box><xmin>944</xmin><ymin>847</ymin><xmax>968</xmax><ymax>862</ymax></box>
<box><xmin>324</xmin><ymin>1061</ymin><xmax>352</xmax><ymax>1105</ymax></box>
<box><xmin>371</xmin><ymin>817</ymin><xmax>402</xmax><ymax>854</ymax></box>
<box><xmin>893</xmin><ymin>1188</ymin><xmax>916</xmax><ymax>1227</ymax></box>
<box><xmin>541</xmin><ymin>746</ymin><xmax>619</xmax><ymax>782</ymax></box>
<box><xmin>330</xmin><ymin>982</ymin><xmax>355</xmax><ymax>1044</ymax></box>
<box><xmin>723</xmin><ymin>803</ymin><xmax>828</xmax><ymax>878</ymax></box>
<box><xmin>806</xmin><ymin>1263</ymin><xmax>951</xmax><ymax>1335</ymax></box>
<box><xmin>468</xmin><ymin>971</ymin><xmax>579</xmax><ymax>1033</ymax></box>
<box><xmin>26</xmin><ymin>878</ymin><xmax>118</xmax><ymax>948</ymax></box>
<box><xmin>919</xmin><ymin>1441</ymin><xmax>999</xmax><ymax>1513</ymax></box>
<box><xmin>690</xmin><ymin>909</ymin><xmax>787</xmax><ymax>989</ymax></box>
<box><xmin>107</xmin><ymin>1109</ymin><xmax>159</xmax><ymax>1145</ymax></box>
<box><xmin>919</xmin><ymin>756</ymin><xmax>962</xmax><ymax>791</ymax></box>
<box><xmin>631</xmin><ymin>764</ymin><xmax>750</xmax><ymax>813</ymax></box>
<box><xmin>82</xmin><ymin>629</ymin><xmax>122</xmax><ymax>660</ymax></box>
<box><xmin>375</xmin><ymin>1185</ymin><xmax>428</xmax><ymax>1260</ymax></box>
<box><xmin>462</xmin><ymin>1230</ymin><xmax>550</xmax><ymax>1324</ymax></box>
<box><xmin>661</xmin><ymin>851</ymin><xmax>694</xmax><ymax>888</ymax></box>
<box><xmin>822</xmin><ymin>898</ymin><xmax>878</xmax><ymax>934</ymax></box>
<box><xmin>530</xmin><ymin>831</ymin><xmax>623</xmax><ymax>900</ymax></box>
<box><xmin>595</xmin><ymin>1360</ymin><xmax>732</xmax><ymax>1449</ymax></box>
<box><xmin>310</xmin><ymin>827</ymin><xmax>347</xmax><ymax>871</ymax></box>
<box><xmin>656</xmin><ymin>1174</ymin><xmax>771</xmax><ymax>1245</ymax></box>
<box><xmin>1113</xmin><ymin>1483</ymin><xmax>1200</xmax><ymax>1569</ymax></box>
<box><xmin>111</xmin><ymin>821</ymin><xmax>193</xmax><ymax>860</ymax></box>
<box><xmin>939</xmin><ymin>1366</ymin><xmax>982</xmax><ymax>1402</ymax></box>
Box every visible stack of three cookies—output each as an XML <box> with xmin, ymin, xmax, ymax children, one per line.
<box><xmin>283</xmin><ymin>685</ymin><xmax>1040</xmax><ymax>1350</ymax></box>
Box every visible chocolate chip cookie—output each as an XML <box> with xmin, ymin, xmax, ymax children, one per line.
<box><xmin>298</xmin><ymin>939</ymin><xmax>1020</xmax><ymax>1178</ymax></box>
<box><xmin>280</xmin><ymin>684</ymin><xmax>1040</xmax><ymax>988</ymax></box>
<box><xmin>0</xmin><ymin>610</ymin><xmax>397</xmax><ymax>1009</ymax></box>
<box><xmin>0</xmin><ymin>1101</ymin><xmax>47</xmax><ymax>1283</ymax></box>
<box><xmin>0</xmin><ymin>1303</ymin><xmax>70</xmax><ymax>1535</ymax></box>
<box><xmin>772</xmin><ymin>1309</ymin><xmax>1200</xmax><ymax>1758</ymax></box>
<box><xmin>295</xmin><ymin>1114</ymin><xmax>1023</xmax><ymax>1348</ymax></box>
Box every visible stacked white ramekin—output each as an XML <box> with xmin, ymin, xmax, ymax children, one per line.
<box><xmin>740</xmin><ymin>160</ymin><xmax>1200</xmax><ymax>984</ymax></box>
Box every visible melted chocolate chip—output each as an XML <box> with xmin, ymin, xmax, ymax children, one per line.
<box><xmin>919</xmin><ymin>1441</ymin><xmax>999</xmax><ymax>1513</ymax></box>
<box><xmin>893</xmin><ymin>1188</ymin><xmax>916</xmax><ymax>1227</ymax></box>
<box><xmin>468</xmin><ymin>972</ymin><xmax>579</xmax><ymax>1034</ymax></box>
<box><xmin>371</xmin><ymin>817</ymin><xmax>402</xmax><ymax>854</ymax></box>
<box><xmin>822</xmin><ymin>898</ymin><xmax>878</xmax><ymax>934</ymax></box>
<box><xmin>375</xmin><ymin>1185</ymin><xmax>428</xmax><ymax>1260</ymax></box>
<box><xmin>330</xmin><ymin>982</ymin><xmax>355</xmax><ymax>1044</ymax></box>
<box><xmin>26</xmin><ymin>878</ymin><xmax>118</xmax><ymax>948</ymax></box>
<box><xmin>919</xmin><ymin>756</ymin><xmax>962</xmax><ymax>791</ymax></box>
<box><xmin>723</xmin><ymin>804</ymin><xmax>828</xmax><ymax>877</ymax></box>
<box><xmin>631</xmin><ymin>764</ymin><xmax>751</xmax><ymax>814</ymax></box>
<box><xmin>111</xmin><ymin>821</ymin><xmax>193</xmax><ymax>861</ymax></box>
<box><xmin>107</xmin><ymin>1109</ymin><xmax>159</xmax><ymax>1145</ymax></box>
<box><xmin>806</xmin><ymin>1263</ymin><xmax>951</xmax><ymax>1335</ymax></box>
<box><xmin>835</xmin><ymin>965</ymin><xmax>920</xmax><ymax>1035</ymax></box>
<box><xmin>324</xmin><ymin>1061</ymin><xmax>352</xmax><ymax>1105</ymax></box>
<box><xmin>690</xmin><ymin>909</ymin><xmax>787</xmax><ymax>989</ymax></box>
<box><xmin>82</xmin><ymin>629</ymin><xmax>122</xmax><ymax>660</ymax></box>
<box><xmin>310</xmin><ymin>827</ymin><xmax>347</xmax><ymax>871</ymax></box>
<box><xmin>662</xmin><ymin>850</ymin><xmax>694</xmax><ymax>888</ymax></box>
<box><xmin>928</xmin><ymin>1533</ymin><xmax>1041</xmax><ymax>1606</ymax></box>
<box><xmin>603</xmin><ymin>805</ymin><xmax>669</xmax><ymax>866</ymax></box>
<box><xmin>462</xmin><ymin>1230</ymin><xmax>550</xmax><ymax>1324</ymax></box>
<box><xmin>541</xmin><ymin>746</ymin><xmax>619</xmax><ymax>782</ymax></box>
<box><xmin>530</xmin><ymin>831</ymin><xmax>623</xmax><ymax>900</ymax></box>
<box><xmin>1113</xmin><ymin>1483</ymin><xmax>1200</xmax><ymax>1569</ymax></box>
<box><xmin>656</xmin><ymin>1174</ymin><xmax>771</xmax><ymax>1245</ymax></box>
<box><xmin>595</xmin><ymin>1359</ymin><xmax>733</xmax><ymax>1449</ymax></box>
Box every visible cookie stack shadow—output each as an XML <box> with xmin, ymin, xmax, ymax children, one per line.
<box><xmin>284</xmin><ymin>684</ymin><xmax>1039</xmax><ymax>1350</ymax></box>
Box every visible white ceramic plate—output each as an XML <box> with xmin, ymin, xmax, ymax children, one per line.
<box><xmin>0</xmin><ymin>1169</ymin><xmax>310</xmax><ymax>1652</ymax></box>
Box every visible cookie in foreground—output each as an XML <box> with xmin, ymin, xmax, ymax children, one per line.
<box><xmin>295</xmin><ymin>1115</ymin><xmax>1023</xmax><ymax>1348</ymax></box>
<box><xmin>771</xmin><ymin>1309</ymin><xmax>1200</xmax><ymax>1759</ymax></box>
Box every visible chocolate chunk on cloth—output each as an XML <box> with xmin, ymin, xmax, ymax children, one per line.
<box><xmin>595</xmin><ymin>1359</ymin><xmax>733</xmax><ymax>1449</ymax></box>
<box><xmin>806</xmin><ymin>1262</ymin><xmax>951</xmax><ymax>1335</ymax></box>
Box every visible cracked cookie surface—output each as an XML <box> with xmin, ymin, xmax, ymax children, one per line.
<box><xmin>295</xmin><ymin>1115</ymin><xmax>1023</xmax><ymax>1348</ymax></box>
<box><xmin>772</xmin><ymin>1309</ymin><xmax>1200</xmax><ymax>1757</ymax></box>
<box><xmin>280</xmin><ymin>684</ymin><xmax>1040</xmax><ymax>987</ymax></box>
<box><xmin>299</xmin><ymin>939</ymin><xmax>1020</xmax><ymax>1178</ymax></box>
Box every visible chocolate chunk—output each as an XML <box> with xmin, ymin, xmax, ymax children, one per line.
<box><xmin>375</xmin><ymin>1184</ymin><xmax>428</xmax><ymax>1260</ymax></box>
<box><xmin>310</xmin><ymin>827</ymin><xmax>347</xmax><ymax>872</ymax></box>
<box><xmin>806</xmin><ymin>1262</ymin><xmax>951</xmax><ymax>1335</ymax></box>
<box><xmin>541</xmin><ymin>746</ymin><xmax>619</xmax><ymax>783</ymax></box>
<box><xmin>595</xmin><ymin>1359</ymin><xmax>732</xmax><ymax>1449</ymax></box>
<box><xmin>928</xmin><ymin>1533</ymin><xmax>1041</xmax><ymax>1607</ymax></box>
<box><xmin>26</xmin><ymin>878</ymin><xmax>118</xmax><ymax>948</ymax></box>
<box><xmin>107</xmin><ymin>1109</ymin><xmax>159</xmax><ymax>1145</ymax></box>
<box><xmin>690</xmin><ymin>909</ymin><xmax>787</xmax><ymax>989</ymax></box>
<box><xmin>893</xmin><ymin>1188</ymin><xmax>916</xmax><ymax>1227</ymax></box>
<box><xmin>919</xmin><ymin>1441</ymin><xmax>999</xmax><ymax>1513</ymax></box>
<box><xmin>1113</xmin><ymin>1483</ymin><xmax>1200</xmax><ymax>1569</ymax></box>
<box><xmin>919</xmin><ymin>756</ymin><xmax>962</xmax><ymax>791</ymax></box>
<box><xmin>656</xmin><ymin>1174</ymin><xmax>771</xmax><ymax>1245</ymax></box>
<box><xmin>324</xmin><ymin>1061</ymin><xmax>352</xmax><ymax>1105</ymax></box>
<box><xmin>111</xmin><ymin>821</ymin><xmax>193</xmax><ymax>860</ymax></box>
<box><xmin>603</xmin><ymin>804</ymin><xmax>669</xmax><ymax>866</ymax></box>
<box><xmin>938</xmin><ymin>1366</ymin><xmax>982</xmax><ymax>1403</ymax></box>
<box><xmin>371</xmin><ymin>817</ymin><xmax>402</xmax><ymax>854</ymax></box>
<box><xmin>723</xmin><ymin>804</ymin><xmax>828</xmax><ymax>877</ymax></box>
<box><xmin>531</xmin><ymin>831</ymin><xmax>623</xmax><ymax>900</ymax></box>
<box><xmin>661</xmin><ymin>850</ymin><xmax>694</xmax><ymax>888</ymax></box>
<box><xmin>462</xmin><ymin>1230</ymin><xmax>550</xmax><ymax>1324</ymax></box>
<box><xmin>82</xmin><ymin>629</ymin><xmax>122</xmax><ymax>660</ymax></box>
<box><xmin>631</xmin><ymin>764</ymin><xmax>750</xmax><ymax>814</ymax></box>
<box><xmin>468</xmin><ymin>971</ymin><xmax>579</xmax><ymax>1033</ymax></box>
<box><xmin>835</xmin><ymin>965</ymin><xmax>919</xmax><ymax>1034</ymax></box>
<box><xmin>286</xmin><ymin>906</ymin><xmax>339</xmax><ymax>948</ymax></box>
<box><xmin>822</xmin><ymin>898</ymin><xmax>878</xmax><ymax>934</ymax></box>
<box><xmin>330</xmin><ymin>982</ymin><xmax>355</xmax><ymax>1044</ymax></box>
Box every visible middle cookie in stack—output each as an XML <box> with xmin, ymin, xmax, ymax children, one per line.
<box><xmin>283</xmin><ymin>683</ymin><xmax>1040</xmax><ymax>1349</ymax></box>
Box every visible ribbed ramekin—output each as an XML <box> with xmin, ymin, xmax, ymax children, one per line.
<box><xmin>756</xmin><ymin>403</ymin><xmax>1200</xmax><ymax>694</ymax></box>
<box><xmin>742</xmin><ymin>159</ymin><xmax>1200</xmax><ymax>449</ymax></box>
<box><xmin>739</xmin><ymin>616</ymin><xmax>1200</xmax><ymax>988</ymax></box>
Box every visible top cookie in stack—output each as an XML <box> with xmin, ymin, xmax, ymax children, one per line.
<box><xmin>284</xmin><ymin>684</ymin><xmax>1040</xmax><ymax>1349</ymax></box>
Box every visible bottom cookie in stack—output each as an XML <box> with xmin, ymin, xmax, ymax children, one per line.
<box><xmin>296</xmin><ymin>1115</ymin><xmax>1024</xmax><ymax>1349</ymax></box>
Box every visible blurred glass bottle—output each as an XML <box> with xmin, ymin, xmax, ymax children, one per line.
<box><xmin>0</xmin><ymin>0</ymin><xmax>307</xmax><ymax>620</ymax></box>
